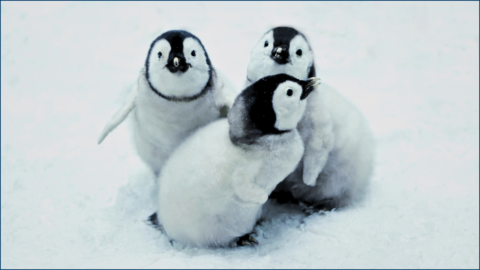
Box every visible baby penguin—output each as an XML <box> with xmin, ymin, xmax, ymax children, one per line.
<box><xmin>246</xmin><ymin>26</ymin><xmax>374</xmax><ymax>209</ymax></box>
<box><xmin>97</xmin><ymin>30</ymin><xmax>237</xmax><ymax>176</ymax></box>
<box><xmin>156</xmin><ymin>74</ymin><xmax>320</xmax><ymax>247</ymax></box>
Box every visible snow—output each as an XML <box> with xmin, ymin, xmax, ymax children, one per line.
<box><xmin>1</xmin><ymin>1</ymin><xmax>478</xmax><ymax>268</ymax></box>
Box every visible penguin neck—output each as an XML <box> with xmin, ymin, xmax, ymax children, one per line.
<box><xmin>228</xmin><ymin>94</ymin><xmax>294</xmax><ymax>147</ymax></box>
<box><xmin>144</xmin><ymin>67</ymin><xmax>215</xmax><ymax>102</ymax></box>
<box><xmin>136</xmin><ymin>70</ymin><xmax>218</xmax><ymax>125</ymax></box>
<box><xmin>229</xmin><ymin>126</ymin><xmax>295</xmax><ymax>150</ymax></box>
<box><xmin>254</xmin><ymin>130</ymin><xmax>297</xmax><ymax>150</ymax></box>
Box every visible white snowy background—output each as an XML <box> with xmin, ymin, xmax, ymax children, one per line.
<box><xmin>1</xmin><ymin>1</ymin><xmax>478</xmax><ymax>268</ymax></box>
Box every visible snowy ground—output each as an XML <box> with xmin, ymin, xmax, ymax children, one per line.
<box><xmin>1</xmin><ymin>1</ymin><xmax>479</xmax><ymax>268</ymax></box>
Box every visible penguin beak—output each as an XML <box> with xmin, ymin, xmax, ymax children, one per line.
<box><xmin>301</xmin><ymin>77</ymin><xmax>320</xmax><ymax>100</ymax></box>
<box><xmin>166</xmin><ymin>54</ymin><xmax>190</xmax><ymax>73</ymax></box>
<box><xmin>271</xmin><ymin>45</ymin><xmax>290</xmax><ymax>64</ymax></box>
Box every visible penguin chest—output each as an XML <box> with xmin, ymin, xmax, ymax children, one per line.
<box><xmin>133</xmin><ymin>93</ymin><xmax>220</xmax><ymax>165</ymax></box>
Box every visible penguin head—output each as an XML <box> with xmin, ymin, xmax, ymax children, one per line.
<box><xmin>246</xmin><ymin>27</ymin><xmax>315</xmax><ymax>84</ymax></box>
<box><xmin>145</xmin><ymin>30</ymin><xmax>213</xmax><ymax>101</ymax></box>
<box><xmin>229</xmin><ymin>74</ymin><xmax>320</xmax><ymax>145</ymax></box>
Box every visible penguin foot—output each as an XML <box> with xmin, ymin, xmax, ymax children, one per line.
<box><xmin>314</xmin><ymin>198</ymin><xmax>337</xmax><ymax>212</ymax></box>
<box><xmin>146</xmin><ymin>212</ymin><xmax>163</xmax><ymax>230</ymax></box>
<box><xmin>301</xmin><ymin>198</ymin><xmax>337</xmax><ymax>215</ymax></box>
<box><xmin>269</xmin><ymin>190</ymin><xmax>340</xmax><ymax>215</ymax></box>
<box><xmin>236</xmin><ymin>233</ymin><xmax>259</xmax><ymax>247</ymax></box>
<box><xmin>302</xmin><ymin>205</ymin><xmax>331</xmax><ymax>215</ymax></box>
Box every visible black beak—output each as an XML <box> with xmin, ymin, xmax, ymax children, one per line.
<box><xmin>166</xmin><ymin>53</ymin><xmax>189</xmax><ymax>73</ymax></box>
<box><xmin>271</xmin><ymin>45</ymin><xmax>290</xmax><ymax>64</ymax></box>
<box><xmin>300</xmin><ymin>77</ymin><xmax>320</xmax><ymax>100</ymax></box>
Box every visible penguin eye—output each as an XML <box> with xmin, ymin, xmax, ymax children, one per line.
<box><xmin>287</xmin><ymin>89</ymin><xmax>293</xmax><ymax>96</ymax></box>
<box><xmin>191</xmin><ymin>50</ymin><xmax>196</xmax><ymax>57</ymax></box>
<box><xmin>158</xmin><ymin>51</ymin><xmax>162</xmax><ymax>58</ymax></box>
<box><xmin>296</xmin><ymin>49</ymin><xmax>302</xmax><ymax>56</ymax></box>
<box><xmin>264</xmin><ymin>41</ymin><xmax>268</xmax><ymax>47</ymax></box>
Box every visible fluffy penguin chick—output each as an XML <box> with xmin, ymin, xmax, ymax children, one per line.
<box><xmin>156</xmin><ymin>74</ymin><xmax>319</xmax><ymax>248</ymax></box>
<box><xmin>97</xmin><ymin>30</ymin><xmax>238</xmax><ymax>175</ymax></box>
<box><xmin>246</xmin><ymin>26</ymin><xmax>374</xmax><ymax>209</ymax></box>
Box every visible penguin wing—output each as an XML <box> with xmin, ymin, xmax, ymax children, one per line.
<box><xmin>212</xmin><ymin>68</ymin><xmax>241</xmax><ymax>118</ymax></box>
<box><xmin>97</xmin><ymin>85</ymin><xmax>137</xmax><ymax>144</ymax></box>
<box><xmin>301</xmin><ymin>87</ymin><xmax>335</xmax><ymax>186</ymax></box>
<box><xmin>231</xmin><ymin>162</ymin><xmax>268</xmax><ymax>204</ymax></box>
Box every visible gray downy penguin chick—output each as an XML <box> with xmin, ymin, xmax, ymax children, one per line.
<box><xmin>246</xmin><ymin>26</ymin><xmax>374</xmax><ymax>209</ymax></box>
<box><xmin>156</xmin><ymin>74</ymin><xmax>319</xmax><ymax>248</ymax></box>
<box><xmin>97</xmin><ymin>30</ymin><xmax>238</xmax><ymax>176</ymax></box>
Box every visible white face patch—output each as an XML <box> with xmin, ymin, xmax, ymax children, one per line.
<box><xmin>246</xmin><ymin>31</ymin><xmax>314</xmax><ymax>84</ymax></box>
<box><xmin>272</xmin><ymin>81</ymin><xmax>307</xmax><ymax>131</ymax></box>
<box><xmin>246</xmin><ymin>31</ymin><xmax>274</xmax><ymax>82</ymax></box>
<box><xmin>287</xmin><ymin>35</ymin><xmax>313</xmax><ymax>78</ymax></box>
<box><xmin>147</xmin><ymin>37</ymin><xmax>210</xmax><ymax>98</ymax></box>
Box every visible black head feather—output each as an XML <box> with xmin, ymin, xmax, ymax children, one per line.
<box><xmin>144</xmin><ymin>30</ymin><xmax>214</xmax><ymax>102</ymax></box>
<box><xmin>229</xmin><ymin>74</ymin><xmax>319</xmax><ymax>145</ymax></box>
<box><xmin>271</xmin><ymin>26</ymin><xmax>316</xmax><ymax>77</ymax></box>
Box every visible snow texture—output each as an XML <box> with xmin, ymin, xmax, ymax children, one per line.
<box><xmin>1</xmin><ymin>2</ymin><xmax>478</xmax><ymax>268</ymax></box>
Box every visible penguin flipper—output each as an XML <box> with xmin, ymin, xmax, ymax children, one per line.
<box><xmin>212</xmin><ymin>67</ymin><xmax>240</xmax><ymax>118</ymax></box>
<box><xmin>232</xmin><ymin>164</ymin><xmax>268</xmax><ymax>205</ymax></box>
<box><xmin>97</xmin><ymin>87</ymin><xmax>137</xmax><ymax>144</ymax></box>
<box><xmin>302</xmin><ymin>86</ymin><xmax>335</xmax><ymax>186</ymax></box>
